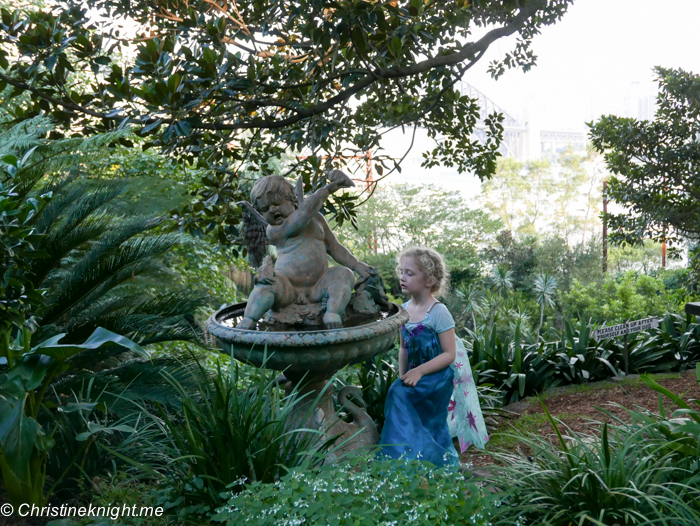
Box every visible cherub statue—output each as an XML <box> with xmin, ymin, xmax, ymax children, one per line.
<box><xmin>238</xmin><ymin>170</ymin><xmax>377</xmax><ymax>329</ymax></box>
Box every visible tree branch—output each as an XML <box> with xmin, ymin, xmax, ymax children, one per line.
<box><xmin>1</xmin><ymin>0</ymin><xmax>544</xmax><ymax>132</ymax></box>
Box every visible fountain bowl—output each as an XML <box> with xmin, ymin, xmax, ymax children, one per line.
<box><xmin>206</xmin><ymin>302</ymin><xmax>408</xmax><ymax>375</ymax></box>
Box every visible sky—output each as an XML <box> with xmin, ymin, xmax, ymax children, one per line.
<box><xmin>386</xmin><ymin>0</ymin><xmax>700</xmax><ymax>195</ymax></box>
<box><xmin>465</xmin><ymin>0</ymin><xmax>700</xmax><ymax>131</ymax></box>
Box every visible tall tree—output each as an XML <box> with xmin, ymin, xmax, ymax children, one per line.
<box><xmin>334</xmin><ymin>182</ymin><xmax>502</xmax><ymax>281</ymax></box>
<box><xmin>589</xmin><ymin>66</ymin><xmax>700</xmax><ymax>256</ymax></box>
<box><xmin>480</xmin><ymin>157</ymin><xmax>556</xmax><ymax>236</ymax></box>
<box><xmin>0</xmin><ymin>0</ymin><xmax>573</xmax><ymax>244</ymax></box>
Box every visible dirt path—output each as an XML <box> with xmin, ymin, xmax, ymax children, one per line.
<box><xmin>461</xmin><ymin>368</ymin><xmax>700</xmax><ymax>469</ymax></box>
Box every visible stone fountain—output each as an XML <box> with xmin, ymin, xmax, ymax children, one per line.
<box><xmin>206</xmin><ymin>171</ymin><xmax>408</xmax><ymax>452</ymax></box>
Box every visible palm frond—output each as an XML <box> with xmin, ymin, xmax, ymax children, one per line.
<box><xmin>40</xmin><ymin>230</ymin><xmax>179</xmax><ymax>325</ymax></box>
<box><xmin>56</xmin><ymin>290</ymin><xmax>210</xmax><ymax>345</ymax></box>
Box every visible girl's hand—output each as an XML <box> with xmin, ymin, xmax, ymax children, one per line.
<box><xmin>401</xmin><ymin>368</ymin><xmax>423</xmax><ymax>387</ymax></box>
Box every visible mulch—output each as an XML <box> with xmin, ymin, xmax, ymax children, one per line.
<box><xmin>460</xmin><ymin>368</ymin><xmax>700</xmax><ymax>470</ymax></box>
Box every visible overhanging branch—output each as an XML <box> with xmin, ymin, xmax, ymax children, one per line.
<box><xmin>1</xmin><ymin>0</ymin><xmax>545</xmax><ymax>132</ymax></box>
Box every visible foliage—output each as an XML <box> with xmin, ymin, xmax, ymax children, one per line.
<box><xmin>0</xmin><ymin>327</ymin><xmax>147</xmax><ymax>507</ymax></box>
<box><xmin>464</xmin><ymin>312</ymin><xmax>700</xmax><ymax>404</ymax></box>
<box><xmin>0</xmin><ymin>166</ymin><xmax>50</xmax><ymax>344</ymax></box>
<box><xmin>481</xmin><ymin>230</ymin><xmax>537</xmax><ymax>293</ymax></box>
<box><xmin>533</xmin><ymin>271</ymin><xmax>557</xmax><ymax>336</ymax></box>
<box><xmin>65</xmin><ymin>475</ymin><xmax>173</xmax><ymax>526</ymax></box>
<box><xmin>589</xmin><ymin>66</ymin><xmax>700</xmax><ymax>254</ymax></box>
<box><xmin>480</xmin><ymin>157</ymin><xmax>554</xmax><ymax>236</ymax></box>
<box><xmin>0</xmin><ymin>117</ymin><xmax>210</xmax><ymax>347</ymax></box>
<box><xmin>533</xmin><ymin>234</ymin><xmax>604</xmax><ymax>293</ymax></box>
<box><xmin>468</xmin><ymin>324</ymin><xmax>559</xmax><ymax>405</ymax></box>
<box><xmin>490</xmin><ymin>403</ymin><xmax>700</xmax><ymax>526</ymax></box>
<box><xmin>608</xmin><ymin>239</ymin><xmax>668</xmax><ymax>274</ymax></box>
<box><xmin>551</xmin><ymin>317</ymin><xmax>619</xmax><ymax>384</ymax></box>
<box><xmin>479</xmin><ymin>147</ymin><xmax>605</xmax><ymax>245</ymax></box>
<box><xmin>0</xmin><ymin>0</ymin><xmax>574</xmax><ymax>241</ymax></box>
<box><xmin>454</xmin><ymin>282</ymin><xmax>485</xmax><ymax>333</ymax></box>
<box><xmin>155</xmin><ymin>358</ymin><xmax>338</xmax><ymax>519</ymax></box>
<box><xmin>636</xmin><ymin>368</ymin><xmax>700</xmax><ymax>467</ymax></box>
<box><xmin>355</xmin><ymin>354</ymin><xmax>399</xmax><ymax>435</ymax></box>
<box><xmin>214</xmin><ymin>455</ymin><xmax>495</xmax><ymax>526</ymax></box>
<box><xmin>43</xmin><ymin>384</ymin><xmax>163</xmax><ymax>505</ymax></box>
<box><xmin>0</xmin><ymin>119</ymin><xmax>230</xmax><ymax>508</ymax></box>
<box><xmin>334</xmin><ymin>182</ymin><xmax>501</xmax><ymax>290</ymax></box>
<box><xmin>628</xmin><ymin>313</ymin><xmax>700</xmax><ymax>373</ymax></box>
<box><xmin>562</xmin><ymin>271</ymin><xmax>671</xmax><ymax>324</ymax></box>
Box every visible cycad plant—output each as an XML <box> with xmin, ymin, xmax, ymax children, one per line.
<box><xmin>533</xmin><ymin>271</ymin><xmax>558</xmax><ymax>337</ymax></box>
<box><xmin>1</xmin><ymin>117</ymin><xmax>210</xmax><ymax>349</ymax></box>
<box><xmin>0</xmin><ymin>118</ymin><xmax>214</xmax><ymax>501</ymax></box>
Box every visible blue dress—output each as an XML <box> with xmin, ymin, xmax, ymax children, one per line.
<box><xmin>379</xmin><ymin>302</ymin><xmax>459</xmax><ymax>467</ymax></box>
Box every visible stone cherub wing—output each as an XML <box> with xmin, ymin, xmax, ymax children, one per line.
<box><xmin>238</xmin><ymin>201</ymin><xmax>269</xmax><ymax>268</ymax></box>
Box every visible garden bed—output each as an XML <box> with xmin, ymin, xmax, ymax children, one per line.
<box><xmin>462</xmin><ymin>368</ymin><xmax>700</xmax><ymax>470</ymax></box>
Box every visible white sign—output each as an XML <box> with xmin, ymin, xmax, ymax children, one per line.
<box><xmin>592</xmin><ymin>317</ymin><xmax>659</xmax><ymax>340</ymax></box>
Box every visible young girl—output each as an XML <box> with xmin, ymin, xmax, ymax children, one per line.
<box><xmin>379</xmin><ymin>246</ymin><xmax>489</xmax><ymax>466</ymax></box>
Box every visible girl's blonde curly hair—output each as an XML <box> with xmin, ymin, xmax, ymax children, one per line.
<box><xmin>396</xmin><ymin>246</ymin><xmax>450</xmax><ymax>299</ymax></box>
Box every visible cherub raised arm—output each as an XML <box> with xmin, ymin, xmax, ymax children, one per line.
<box><xmin>238</xmin><ymin>170</ymin><xmax>373</xmax><ymax>329</ymax></box>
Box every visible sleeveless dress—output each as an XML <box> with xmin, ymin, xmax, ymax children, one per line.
<box><xmin>379</xmin><ymin>301</ymin><xmax>489</xmax><ymax>466</ymax></box>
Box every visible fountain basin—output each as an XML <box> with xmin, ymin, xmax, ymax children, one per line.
<box><xmin>206</xmin><ymin>302</ymin><xmax>408</xmax><ymax>375</ymax></box>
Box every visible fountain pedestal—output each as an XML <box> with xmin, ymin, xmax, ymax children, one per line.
<box><xmin>206</xmin><ymin>301</ymin><xmax>408</xmax><ymax>454</ymax></box>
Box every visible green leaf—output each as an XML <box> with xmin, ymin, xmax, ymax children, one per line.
<box><xmin>30</xmin><ymin>328</ymin><xmax>147</xmax><ymax>362</ymax></box>
<box><xmin>390</xmin><ymin>36</ymin><xmax>401</xmax><ymax>56</ymax></box>
<box><xmin>2</xmin><ymin>154</ymin><xmax>17</xmax><ymax>166</ymax></box>
<box><xmin>57</xmin><ymin>402</ymin><xmax>99</xmax><ymax>414</ymax></box>
<box><xmin>168</xmin><ymin>73</ymin><xmax>180</xmax><ymax>92</ymax></box>
<box><xmin>7</xmin><ymin>355</ymin><xmax>51</xmax><ymax>391</ymax></box>
<box><xmin>0</xmin><ymin>400</ymin><xmax>40</xmax><ymax>480</ymax></box>
<box><xmin>35</xmin><ymin>433</ymin><xmax>55</xmax><ymax>452</ymax></box>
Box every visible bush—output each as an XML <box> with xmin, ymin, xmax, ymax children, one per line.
<box><xmin>562</xmin><ymin>271</ymin><xmax>671</xmax><ymax>325</ymax></box>
<box><xmin>468</xmin><ymin>323</ymin><xmax>559</xmax><ymax>405</ymax></box>
<box><xmin>214</xmin><ymin>456</ymin><xmax>495</xmax><ymax>525</ymax></box>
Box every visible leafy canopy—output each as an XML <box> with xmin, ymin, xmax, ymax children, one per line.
<box><xmin>0</xmin><ymin>0</ymin><xmax>573</xmax><ymax>242</ymax></box>
<box><xmin>589</xmin><ymin>66</ymin><xmax>700</xmax><ymax>254</ymax></box>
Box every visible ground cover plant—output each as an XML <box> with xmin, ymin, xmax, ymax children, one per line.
<box><xmin>148</xmin><ymin>358</ymin><xmax>342</xmax><ymax>522</ymax></box>
<box><xmin>215</xmin><ymin>455</ymin><xmax>496</xmax><ymax>526</ymax></box>
<box><xmin>461</xmin><ymin>369</ymin><xmax>700</xmax><ymax>465</ymax></box>
<box><xmin>474</xmin><ymin>367</ymin><xmax>700</xmax><ymax>526</ymax></box>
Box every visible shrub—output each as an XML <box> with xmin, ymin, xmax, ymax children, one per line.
<box><xmin>355</xmin><ymin>353</ymin><xmax>399</xmax><ymax>433</ymax></box>
<box><xmin>468</xmin><ymin>323</ymin><xmax>559</xmax><ymax>405</ymax></box>
<box><xmin>214</xmin><ymin>456</ymin><xmax>495</xmax><ymax>526</ymax></box>
<box><xmin>562</xmin><ymin>271</ymin><xmax>671</xmax><ymax>325</ymax></box>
